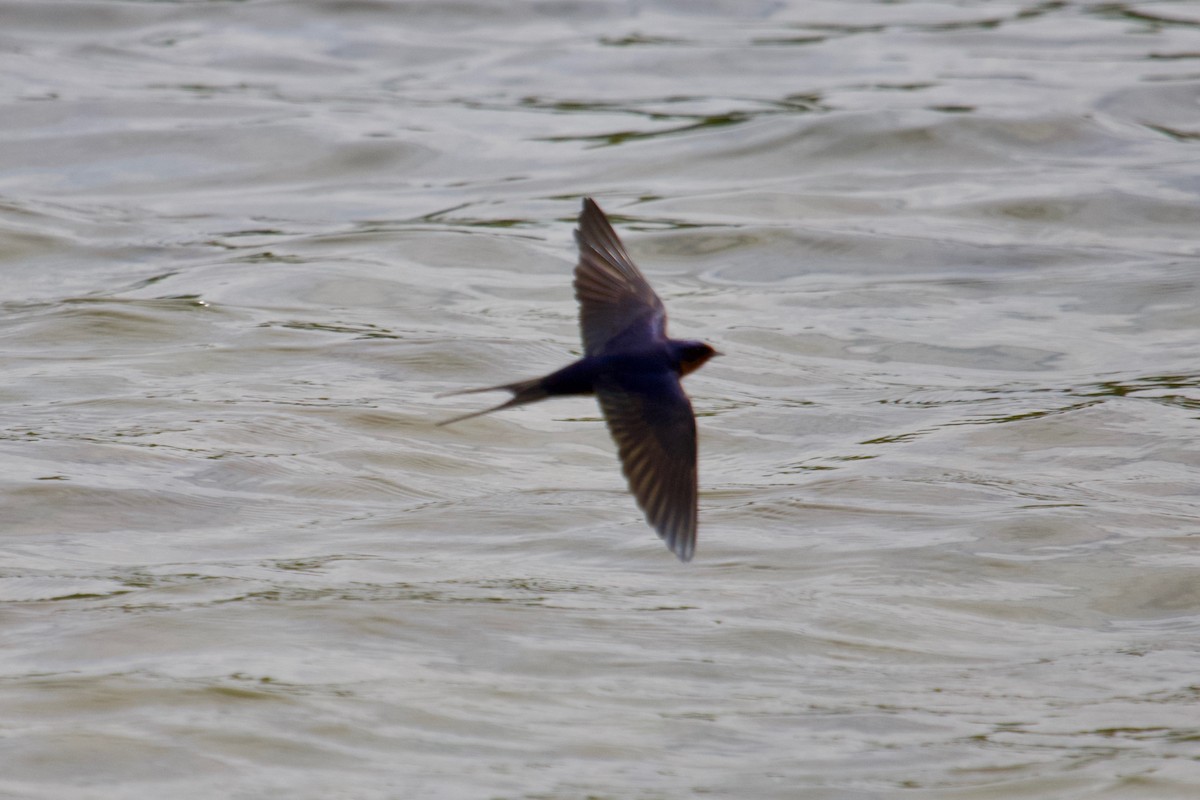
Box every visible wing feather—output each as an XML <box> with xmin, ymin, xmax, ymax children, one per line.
<box><xmin>574</xmin><ymin>198</ymin><xmax>667</xmax><ymax>356</ymax></box>
<box><xmin>596</xmin><ymin>374</ymin><xmax>698</xmax><ymax>562</ymax></box>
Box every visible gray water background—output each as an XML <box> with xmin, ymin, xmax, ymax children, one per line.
<box><xmin>2</xmin><ymin>1</ymin><xmax>1199</xmax><ymax>797</ymax></box>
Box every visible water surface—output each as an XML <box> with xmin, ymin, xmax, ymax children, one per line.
<box><xmin>2</xmin><ymin>1</ymin><xmax>1199</xmax><ymax>797</ymax></box>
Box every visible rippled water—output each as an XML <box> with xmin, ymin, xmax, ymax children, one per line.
<box><xmin>3</xmin><ymin>1</ymin><xmax>1200</xmax><ymax>797</ymax></box>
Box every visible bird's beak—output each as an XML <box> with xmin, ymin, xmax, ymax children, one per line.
<box><xmin>712</xmin><ymin>349</ymin><xmax>724</xmax><ymax>357</ymax></box>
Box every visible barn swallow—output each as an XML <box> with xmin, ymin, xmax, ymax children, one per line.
<box><xmin>438</xmin><ymin>198</ymin><xmax>718</xmax><ymax>561</ymax></box>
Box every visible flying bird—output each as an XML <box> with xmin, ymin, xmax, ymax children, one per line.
<box><xmin>438</xmin><ymin>198</ymin><xmax>718</xmax><ymax>562</ymax></box>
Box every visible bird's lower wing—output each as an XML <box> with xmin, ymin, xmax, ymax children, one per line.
<box><xmin>596</xmin><ymin>374</ymin><xmax>698</xmax><ymax>562</ymax></box>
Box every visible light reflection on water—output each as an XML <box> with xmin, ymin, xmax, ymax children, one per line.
<box><xmin>2</xmin><ymin>1</ymin><xmax>1200</xmax><ymax>797</ymax></box>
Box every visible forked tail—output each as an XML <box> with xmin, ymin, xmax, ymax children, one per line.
<box><xmin>435</xmin><ymin>378</ymin><xmax>548</xmax><ymax>426</ymax></box>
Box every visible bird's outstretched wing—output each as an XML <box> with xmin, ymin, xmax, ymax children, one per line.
<box><xmin>596</xmin><ymin>372</ymin><xmax>697</xmax><ymax>562</ymax></box>
<box><xmin>574</xmin><ymin>198</ymin><xmax>667</xmax><ymax>356</ymax></box>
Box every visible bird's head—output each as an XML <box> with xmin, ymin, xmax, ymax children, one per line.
<box><xmin>674</xmin><ymin>340</ymin><xmax>721</xmax><ymax>377</ymax></box>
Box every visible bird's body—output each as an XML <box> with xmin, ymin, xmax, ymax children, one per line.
<box><xmin>439</xmin><ymin>198</ymin><xmax>718</xmax><ymax>561</ymax></box>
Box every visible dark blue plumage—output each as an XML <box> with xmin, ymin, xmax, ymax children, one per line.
<box><xmin>439</xmin><ymin>198</ymin><xmax>718</xmax><ymax>561</ymax></box>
